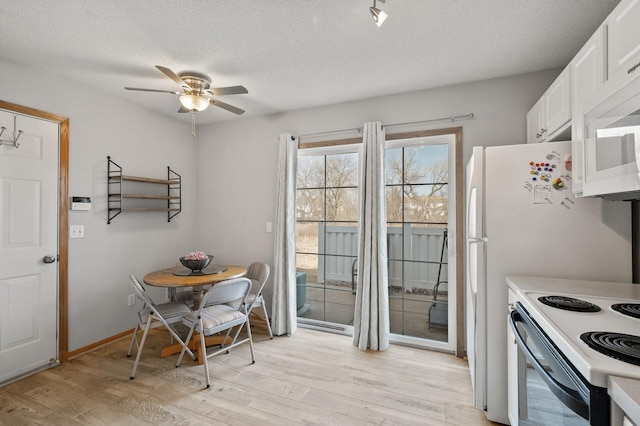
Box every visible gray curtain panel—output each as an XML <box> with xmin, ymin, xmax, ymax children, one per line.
<box><xmin>272</xmin><ymin>133</ymin><xmax>298</xmax><ymax>336</ymax></box>
<box><xmin>353</xmin><ymin>121</ymin><xmax>390</xmax><ymax>351</ymax></box>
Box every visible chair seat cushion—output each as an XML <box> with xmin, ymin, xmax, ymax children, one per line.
<box><xmin>184</xmin><ymin>305</ymin><xmax>246</xmax><ymax>334</ymax></box>
<box><xmin>140</xmin><ymin>302</ymin><xmax>191</xmax><ymax>323</ymax></box>
<box><xmin>227</xmin><ymin>279</ymin><xmax>263</xmax><ymax>306</ymax></box>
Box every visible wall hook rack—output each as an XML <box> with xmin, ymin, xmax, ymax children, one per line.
<box><xmin>0</xmin><ymin>115</ymin><xmax>23</xmax><ymax>148</ymax></box>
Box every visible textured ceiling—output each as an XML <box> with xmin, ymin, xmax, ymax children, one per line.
<box><xmin>0</xmin><ymin>0</ymin><xmax>621</xmax><ymax>124</ymax></box>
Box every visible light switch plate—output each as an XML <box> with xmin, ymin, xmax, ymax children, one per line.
<box><xmin>70</xmin><ymin>225</ymin><xmax>85</xmax><ymax>239</ymax></box>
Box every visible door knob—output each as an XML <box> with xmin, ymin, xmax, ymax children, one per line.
<box><xmin>43</xmin><ymin>255</ymin><xmax>56</xmax><ymax>264</ymax></box>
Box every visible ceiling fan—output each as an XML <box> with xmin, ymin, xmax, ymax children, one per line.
<box><xmin>125</xmin><ymin>65</ymin><xmax>248</xmax><ymax>135</ymax></box>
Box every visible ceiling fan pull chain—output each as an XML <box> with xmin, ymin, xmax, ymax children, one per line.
<box><xmin>191</xmin><ymin>111</ymin><xmax>197</xmax><ymax>137</ymax></box>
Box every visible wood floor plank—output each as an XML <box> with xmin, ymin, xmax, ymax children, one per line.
<box><xmin>0</xmin><ymin>327</ymin><xmax>495</xmax><ymax>425</ymax></box>
<box><xmin>300</xmin><ymin>386</ymin><xmax>449</xmax><ymax>426</ymax></box>
<box><xmin>236</xmin><ymin>337</ymin><xmax>473</xmax><ymax>407</ymax></box>
<box><xmin>214</xmin><ymin>346</ymin><xmax>449</xmax><ymax>423</ymax></box>
<box><xmin>0</xmin><ymin>389</ymin><xmax>85</xmax><ymax>426</ymax></box>
<box><xmin>270</xmin><ymin>331</ymin><xmax>472</xmax><ymax>383</ymax></box>
<box><xmin>252</xmin><ymin>339</ymin><xmax>474</xmax><ymax>405</ymax></box>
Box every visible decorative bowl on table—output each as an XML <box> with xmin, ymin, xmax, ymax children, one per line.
<box><xmin>179</xmin><ymin>254</ymin><xmax>213</xmax><ymax>273</ymax></box>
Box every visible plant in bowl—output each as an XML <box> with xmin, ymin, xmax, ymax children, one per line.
<box><xmin>180</xmin><ymin>251</ymin><xmax>213</xmax><ymax>272</ymax></box>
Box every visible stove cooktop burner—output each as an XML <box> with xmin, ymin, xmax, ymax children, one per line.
<box><xmin>611</xmin><ymin>303</ymin><xmax>640</xmax><ymax>319</ymax></box>
<box><xmin>580</xmin><ymin>332</ymin><xmax>640</xmax><ymax>366</ymax></box>
<box><xmin>538</xmin><ymin>295</ymin><xmax>601</xmax><ymax>312</ymax></box>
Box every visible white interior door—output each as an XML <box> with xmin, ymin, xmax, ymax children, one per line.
<box><xmin>465</xmin><ymin>146</ymin><xmax>485</xmax><ymax>410</ymax></box>
<box><xmin>0</xmin><ymin>110</ymin><xmax>59</xmax><ymax>384</ymax></box>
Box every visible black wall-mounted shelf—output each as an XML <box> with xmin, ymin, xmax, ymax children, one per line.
<box><xmin>107</xmin><ymin>156</ymin><xmax>181</xmax><ymax>224</ymax></box>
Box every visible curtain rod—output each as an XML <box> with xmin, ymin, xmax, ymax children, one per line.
<box><xmin>298</xmin><ymin>113</ymin><xmax>474</xmax><ymax>140</ymax></box>
<box><xmin>384</xmin><ymin>113</ymin><xmax>474</xmax><ymax>130</ymax></box>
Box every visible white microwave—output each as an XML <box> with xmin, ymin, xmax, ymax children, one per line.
<box><xmin>583</xmin><ymin>75</ymin><xmax>640</xmax><ymax>200</ymax></box>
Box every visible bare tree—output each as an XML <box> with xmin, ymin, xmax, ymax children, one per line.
<box><xmin>325</xmin><ymin>155</ymin><xmax>357</xmax><ymax>221</ymax></box>
<box><xmin>296</xmin><ymin>157</ymin><xmax>324</xmax><ymax>220</ymax></box>
<box><xmin>296</xmin><ymin>154</ymin><xmax>358</xmax><ymax>221</ymax></box>
<box><xmin>386</xmin><ymin>150</ymin><xmax>427</xmax><ymax>197</ymax></box>
<box><xmin>386</xmin><ymin>150</ymin><xmax>448</xmax><ymax>223</ymax></box>
<box><xmin>297</xmin><ymin>149</ymin><xmax>447</xmax><ymax>224</ymax></box>
<box><xmin>413</xmin><ymin>160</ymin><xmax>448</xmax><ymax>223</ymax></box>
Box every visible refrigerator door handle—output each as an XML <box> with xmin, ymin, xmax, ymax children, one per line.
<box><xmin>468</xmin><ymin>237</ymin><xmax>487</xmax><ymax>244</ymax></box>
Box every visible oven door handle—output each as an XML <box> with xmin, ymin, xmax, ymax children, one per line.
<box><xmin>509</xmin><ymin>310</ymin><xmax>589</xmax><ymax>420</ymax></box>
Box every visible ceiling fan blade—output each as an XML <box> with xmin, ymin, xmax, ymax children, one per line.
<box><xmin>155</xmin><ymin>65</ymin><xmax>189</xmax><ymax>88</ymax></box>
<box><xmin>125</xmin><ymin>87</ymin><xmax>180</xmax><ymax>94</ymax></box>
<box><xmin>211</xmin><ymin>99</ymin><xmax>245</xmax><ymax>115</ymax></box>
<box><xmin>206</xmin><ymin>85</ymin><xmax>248</xmax><ymax>96</ymax></box>
<box><xmin>177</xmin><ymin>106</ymin><xmax>190</xmax><ymax>113</ymax></box>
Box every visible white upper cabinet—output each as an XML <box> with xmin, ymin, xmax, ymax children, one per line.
<box><xmin>570</xmin><ymin>27</ymin><xmax>605</xmax><ymax>195</ymax></box>
<box><xmin>528</xmin><ymin>0</ymin><xmax>640</xmax><ymax>196</ymax></box>
<box><xmin>578</xmin><ymin>0</ymin><xmax>640</xmax><ymax>198</ymax></box>
<box><xmin>572</xmin><ymin>27</ymin><xmax>606</xmax><ymax>116</ymax></box>
<box><xmin>526</xmin><ymin>66</ymin><xmax>571</xmax><ymax>143</ymax></box>
<box><xmin>526</xmin><ymin>98</ymin><xmax>544</xmax><ymax>143</ymax></box>
<box><xmin>606</xmin><ymin>0</ymin><xmax>640</xmax><ymax>93</ymax></box>
<box><xmin>544</xmin><ymin>68</ymin><xmax>572</xmax><ymax>136</ymax></box>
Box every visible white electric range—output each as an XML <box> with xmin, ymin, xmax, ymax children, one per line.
<box><xmin>506</xmin><ymin>275</ymin><xmax>640</xmax><ymax>425</ymax></box>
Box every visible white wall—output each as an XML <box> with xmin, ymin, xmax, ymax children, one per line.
<box><xmin>0</xmin><ymin>58</ymin><xmax>198</xmax><ymax>351</ymax></box>
<box><xmin>195</xmin><ymin>69</ymin><xmax>561</xmax><ymax>307</ymax></box>
<box><xmin>0</xmin><ymin>55</ymin><xmax>559</xmax><ymax>350</ymax></box>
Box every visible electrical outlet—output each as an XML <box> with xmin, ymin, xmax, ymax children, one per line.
<box><xmin>266</xmin><ymin>222</ymin><xmax>272</xmax><ymax>233</ymax></box>
<box><xmin>128</xmin><ymin>294</ymin><xmax>136</xmax><ymax>307</ymax></box>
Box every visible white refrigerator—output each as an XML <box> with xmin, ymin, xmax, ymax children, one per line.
<box><xmin>465</xmin><ymin>141</ymin><xmax>632</xmax><ymax>424</ymax></box>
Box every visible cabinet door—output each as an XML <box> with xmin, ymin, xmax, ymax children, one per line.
<box><xmin>526</xmin><ymin>98</ymin><xmax>544</xmax><ymax>143</ymax></box>
<box><xmin>607</xmin><ymin>0</ymin><xmax>640</xmax><ymax>89</ymax></box>
<box><xmin>571</xmin><ymin>28</ymin><xmax>605</xmax><ymax>195</ymax></box>
<box><xmin>572</xmin><ymin>28</ymin><xmax>605</xmax><ymax>115</ymax></box>
<box><xmin>544</xmin><ymin>67</ymin><xmax>571</xmax><ymax>138</ymax></box>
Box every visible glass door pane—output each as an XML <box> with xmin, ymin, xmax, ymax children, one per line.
<box><xmin>296</xmin><ymin>149</ymin><xmax>358</xmax><ymax>327</ymax></box>
<box><xmin>386</xmin><ymin>140</ymin><xmax>450</xmax><ymax>343</ymax></box>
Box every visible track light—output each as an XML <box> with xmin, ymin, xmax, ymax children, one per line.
<box><xmin>369</xmin><ymin>0</ymin><xmax>388</xmax><ymax>27</ymax></box>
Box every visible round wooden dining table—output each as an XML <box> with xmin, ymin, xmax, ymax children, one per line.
<box><xmin>143</xmin><ymin>264</ymin><xmax>247</xmax><ymax>310</ymax></box>
<box><xmin>143</xmin><ymin>264</ymin><xmax>248</xmax><ymax>362</ymax></box>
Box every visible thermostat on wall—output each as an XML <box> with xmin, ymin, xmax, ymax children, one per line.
<box><xmin>71</xmin><ymin>196</ymin><xmax>92</xmax><ymax>211</ymax></box>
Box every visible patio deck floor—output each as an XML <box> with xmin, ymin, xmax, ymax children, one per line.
<box><xmin>298</xmin><ymin>281</ymin><xmax>448</xmax><ymax>342</ymax></box>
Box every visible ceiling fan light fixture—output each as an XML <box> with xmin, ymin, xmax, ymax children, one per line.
<box><xmin>369</xmin><ymin>0</ymin><xmax>387</xmax><ymax>27</ymax></box>
<box><xmin>179</xmin><ymin>94</ymin><xmax>209</xmax><ymax>112</ymax></box>
<box><xmin>126</xmin><ymin>66</ymin><xmax>247</xmax><ymax>136</ymax></box>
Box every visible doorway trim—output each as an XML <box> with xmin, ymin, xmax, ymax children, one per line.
<box><xmin>0</xmin><ymin>99</ymin><xmax>69</xmax><ymax>363</ymax></box>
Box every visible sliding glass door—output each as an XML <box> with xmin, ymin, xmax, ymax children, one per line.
<box><xmin>295</xmin><ymin>130</ymin><xmax>458</xmax><ymax>351</ymax></box>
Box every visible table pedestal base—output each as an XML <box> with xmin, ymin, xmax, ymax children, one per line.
<box><xmin>160</xmin><ymin>334</ymin><xmax>231</xmax><ymax>365</ymax></box>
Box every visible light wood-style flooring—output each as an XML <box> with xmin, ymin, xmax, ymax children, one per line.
<box><xmin>0</xmin><ymin>326</ymin><xmax>496</xmax><ymax>425</ymax></box>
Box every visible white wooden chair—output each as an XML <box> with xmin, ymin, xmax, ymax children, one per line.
<box><xmin>127</xmin><ymin>275</ymin><xmax>195</xmax><ymax>379</ymax></box>
<box><xmin>175</xmin><ymin>277</ymin><xmax>255</xmax><ymax>388</ymax></box>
